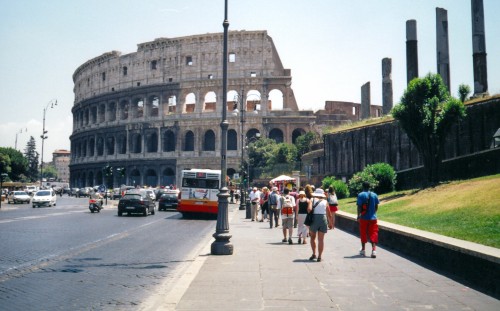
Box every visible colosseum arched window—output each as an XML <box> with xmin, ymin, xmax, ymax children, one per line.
<box><xmin>96</xmin><ymin>137</ymin><xmax>104</xmax><ymax>156</ymax></box>
<box><xmin>204</xmin><ymin>91</ymin><xmax>216</xmax><ymax>112</ymax></box>
<box><xmin>96</xmin><ymin>171</ymin><xmax>103</xmax><ymax>185</ymax></box>
<box><xmin>184</xmin><ymin>131</ymin><xmax>194</xmax><ymax>151</ymax></box>
<box><xmin>91</xmin><ymin>106</ymin><xmax>97</xmax><ymax>124</ymax></box>
<box><xmin>228</xmin><ymin>129</ymin><xmax>237</xmax><ymax>150</ymax></box>
<box><xmin>106</xmin><ymin>136</ymin><xmax>115</xmax><ymax>155</ymax></box>
<box><xmin>146</xmin><ymin>132</ymin><xmax>158</xmax><ymax>153</ymax></box>
<box><xmin>88</xmin><ymin>171</ymin><xmax>94</xmax><ymax>186</ymax></box>
<box><xmin>269</xmin><ymin>128</ymin><xmax>284</xmax><ymax>143</ymax></box>
<box><xmin>123</xmin><ymin>66</ymin><xmax>127</xmax><ymax>76</ymax></box>
<box><xmin>268</xmin><ymin>89</ymin><xmax>284</xmax><ymax>110</ymax></box>
<box><xmin>161</xmin><ymin>168</ymin><xmax>175</xmax><ymax>186</ymax></box>
<box><xmin>120</xmin><ymin>101</ymin><xmax>129</xmax><ymax>120</ymax></box>
<box><xmin>162</xmin><ymin>130</ymin><xmax>176</xmax><ymax>152</ymax></box>
<box><xmin>98</xmin><ymin>104</ymin><xmax>106</xmax><ymax>122</ymax></box>
<box><xmin>81</xmin><ymin>140</ymin><xmax>87</xmax><ymax>157</ymax></box>
<box><xmin>89</xmin><ymin>138</ymin><xmax>95</xmax><ymax>156</ymax></box>
<box><xmin>185</xmin><ymin>93</ymin><xmax>196</xmax><ymax>113</ymax></box>
<box><xmin>108</xmin><ymin>102</ymin><xmax>116</xmax><ymax>122</ymax></box>
<box><xmin>203</xmin><ymin>130</ymin><xmax>216</xmax><ymax>151</ymax></box>
<box><xmin>133</xmin><ymin>98</ymin><xmax>144</xmax><ymax>118</ymax></box>
<box><xmin>118</xmin><ymin>135</ymin><xmax>127</xmax><ymax>154</ymax></box>
<box><xmin>150</xmin><ymin>96</ymin><xmax>159</xmax><ymax>117</ymax></box>
<box><xmin>130</xmin><ymin>169</ymin><xmax>141</xmax><ymax>186</ymax></box>
<box><xmin>145</xmin><ymin>169</ymin><xmax>158</xmax><ymax>187</ymax></box>
<box><xmin>292</xmin><ymin>128</ymin><xmax>306</xmax><ymax>144</ymax></box>
<box><xmin>167</xmin><ymin>95</ymin><xmax>177</xmax><ymax>114</ymax></box>
<box><xmin>131</xmin><ymin>133</ymin><xmax>142</xmax><ymax>153</ymax></box>
<box><xmin>84</xmin><ymin>109</ymin><xmax>90</xmax><ymax>125</ymax></box>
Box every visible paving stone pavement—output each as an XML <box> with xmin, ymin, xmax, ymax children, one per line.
<box><xmin>150</xmin><ymin>205</ymin><xmax>500</xmax><ymax>310</ymax></box>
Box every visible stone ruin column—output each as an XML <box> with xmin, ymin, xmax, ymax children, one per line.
<box><xmin>471</xmin><ymin>0</ymin><xmax>488</xmax><ymax>95</ymax></box>
<box><xmin>361</xmin><ymin>82</ymin><xmax>371</xmax><ymax>120</ymax></box>
<box><xmin>406</xmin><ymin>20</ymin><xmax>419</xmax><ymax>84</ymax></box>
<box><xmin>436</xmin><ymin>7</ymin><xmax>451</xmax><ymax>93</ymax></box>
<box><xmin>382</xmin><ymin>58</ymin><xmax>393</xmax><ymax>115</ymax></box>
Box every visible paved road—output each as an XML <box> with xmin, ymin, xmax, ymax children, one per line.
<box><xmin>0</xmin><ymin>197</ymin><xmax>216</xmax><ymax>310</ymax></box>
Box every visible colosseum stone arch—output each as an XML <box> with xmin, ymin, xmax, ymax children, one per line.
<box><xmin>69</xmin><ymin>30</ymin><xmax>317</xmax><ymax>188</ymax></box>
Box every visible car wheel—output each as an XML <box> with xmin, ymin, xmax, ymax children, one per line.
<box><xmin>91</xmin><ymin>210</ymin><xmax>95</xmax><ymax>213</ymax></box>
<box><xmin>32</xmin><ymin>204</ymin><xmax>35</xmax><ymax>208</ymax></box>
<box><xmin>143</xmin><ymin>208</ymin><xmax>148</xmax><ymax>216</ymax></box>
<box><xmin>151</xmin><ymin>207</ymin><xmax>155</xmax><ymax>215</ymax></box>
<box><xmin>118</xmin><ymin>211</ymin><xmax>122</xmax><ymax>216</ymax></box>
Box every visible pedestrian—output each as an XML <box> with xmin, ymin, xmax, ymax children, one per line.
<box><xmin>268</xmin><ymin>187</ymin><xmax>280</xmax><ymax>228</ymax></box>
<box><xmin>290</xmin><ymin>187</ymin><xmax>299</xmax><ymax>228</ymax></box>
<box><xmin>260</xmin><ymin>187</ymin><xmax>269</xmax><ymax>222</ymax></box>
<box><xmin>357</xmin><ymin>181</ymin><xmax>380</xmax><ymax>258</ymax></box>
<box><xmin>327</xmin><ymin>186</ymin><xmax>339</xmax><ymax>229</ymax></box>
<box><xmin>248</xmin><ymin>187</ymin><xmax>261</xmax><ymax>221</ymax></box>
<box><xmin>308</xmin><ymin>188</ymin><xmax>333</xmax><ymax>262</ymax></box>
<box><xmin>279</xmin><ymin>188</ymin><xmax>296</xmax><ymax>244</ymax></box>
<box><xmin>296</xmin><ymin>190</ymin><xmax>310</xmax><ymax>244</ymax></box>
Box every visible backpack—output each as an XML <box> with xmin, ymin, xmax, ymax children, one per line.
<box><xmin>281</xmin><ymin>195</ymin><xmax>294</xmax><ymax>216</ymax></box>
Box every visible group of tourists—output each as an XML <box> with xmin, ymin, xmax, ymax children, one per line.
<box><xmin>245</xmin><ymin>181</ymin><xmax>379</xmax><ymax>262</ymax></box>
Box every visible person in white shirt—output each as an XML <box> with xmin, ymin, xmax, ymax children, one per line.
<box><xmin>248</xmin><ymin>187</ymin><xmax>262</xmax><ymax>221</ymax></box>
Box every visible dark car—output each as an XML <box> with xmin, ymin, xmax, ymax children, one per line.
<box><xmin>117</xmin><ymin>190</ymin><xmax>155</xmax><ymax>216</ymax></box>
<box><xmin>77</xmin><ymin>187</ymin><xmax>91</xmax><ymax>198</ymax></box>
<box><xmin>69</xmin><ymin>188</ymin><xmax>79</xmax><ymax>197</ymax></box>
<box><xmin>158</xmin><ymin>192</ymin><xmax>179</xmax><ymax>211</ymax></box>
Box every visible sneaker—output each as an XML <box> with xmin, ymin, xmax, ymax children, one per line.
<box><xmin>309</xmin><ymin>254</ymin><xmax>316</xmax><ymax>261</ymax></box>
<box><xmin>371</xmin><ymin>250</ymin><xmax>377</xmax><ymax>258</ymax></box>
<box><xmin>282</xmin><ymin>238</ymin><xmax>287</xmax><ymax>243</ymax></box>
<box><xmin>317</xmin><ymin>257</ymin><xmax>322</xmax><ymax>262</ymax></box>
<box><xmin>359</xmin><ymin>249</ymin><xmax>366</xmax><ymax>257</ymax></box>
<box><xmin>288</xmin><ymin>238</ymin><xmax>293</xmax><ymax>245</ymax></box>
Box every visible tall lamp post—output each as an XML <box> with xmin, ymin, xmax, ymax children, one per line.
<box><xmin>211</xmin><ymin>0</ymin><xmax>232</xmax><ymax>255</ymax></box>
<box><xmin>244</xmin><ymin>133</ymin><xmax>260</xmax><ymax>219</ymax></box>
<box><xmin>40</xmin><ymin>99</ymin><xmax>57</xmax><ymax>188</ymax></box>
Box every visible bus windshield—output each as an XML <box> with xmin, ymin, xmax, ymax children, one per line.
<box><xmin>182</xmin><ymin>178</ymin><xmax>219</xmax><ymax>189</ymax></box>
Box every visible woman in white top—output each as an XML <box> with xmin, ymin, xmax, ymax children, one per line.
<box><xmin>308</xmin><ymin>188</ymin><xmax>333</xmax><ymax>262</ymax></box>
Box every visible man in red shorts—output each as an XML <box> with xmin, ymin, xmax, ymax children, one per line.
<box><xmin>357</xmin><ymin>181</ymin><xmax>380</xmax><ymax>258</ymax></box>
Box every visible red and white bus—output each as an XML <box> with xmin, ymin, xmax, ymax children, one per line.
<box><xmin>177</xmin><ymin>169</ymin><xmax>221</xmax><ymax>216</ymax></box>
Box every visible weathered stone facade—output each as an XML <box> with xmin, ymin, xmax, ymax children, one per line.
<box><xmin>321</xmin><ymin>96</ymin><xmax>500</xmax><ymax>185</ymax></box>
<box><xmin>69</xmin><ymin>30</ymin><xmax>319</xmax><ymax>188</ymax></box>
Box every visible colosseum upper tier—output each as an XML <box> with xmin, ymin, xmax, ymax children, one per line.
<box><xmin>70</xmin><ymin>30</ymin><xmax>318</xmax><ymax>188</ymax></box>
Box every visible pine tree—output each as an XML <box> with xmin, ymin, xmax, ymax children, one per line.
<box><xmin>24</xmin><ymin>136</ymin><xmax>39</xmax><ymax>182</ymax></box>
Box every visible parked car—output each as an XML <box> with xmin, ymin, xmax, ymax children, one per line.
<box><xmin>7</xmin><ymin>191</ymin><xmax>31</xmax><ymax>204</ymax></box>
<box><xmin>32</xmin><ymin>189</ymin><xmax>57</xmax><ymax>208</ymax></box>
<box><xmin>145</xmin><ymin>189</ymin><xmax>156</xmax><ymax>201</ymax></box>
<box><xmin>112</xmin><ymin>188</ymin><xmax>122</xmax><ymax>200</ymax></box>
<box><xmin>69</xmin><ymin>188</ymin><xmax>80</xmax><ymax>197</ymax></box>
<box><xmin>77</xmin><ymin>187</ymin><xmax>91</xmax><ymax>198</ymax></box>
<box><xmin>158</xmin><ymin>192</ymin><xmax>179</xmax><ymax>211</ymax></box>
<box><xmin>117</xmin><ymin>189</ymin><xmax>155</xmax><ymax>216</ymax></box>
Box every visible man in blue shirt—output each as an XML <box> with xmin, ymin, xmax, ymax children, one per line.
<box><xmin>357</xmin><ymin>181</ymin><xmax>380</xmax><ymax>258</ymax></box>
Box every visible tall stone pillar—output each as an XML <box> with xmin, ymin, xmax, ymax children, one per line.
<box><xmin>406</xmin><ymin>20</ymin><xmax>419</xmax><ymax>84</ymax></box>
<box><xmin>436</xmin><ymin>8</ymin><xmax>451</xmax><ymax>93</ymax></box>
<box><xmin>382</xmin><ymin>58</ymin><xmax>393</xmax><ymax>115</ymax></box>
<box><xmin>471</xmin><ymin>0</ymin><xmax>488</xmax><ymax>95</ymax></box>
<box><xmin>361</xmin><ymin>82</ymin><xmax>371</xmax><ymax>120</ymax></box>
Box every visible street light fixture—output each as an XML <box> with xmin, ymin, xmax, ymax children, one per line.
<box><xmin>211</xmin><ymin>0</ymin><xmax>232</xmax><ymax>255</ymax></box>
<box><xmin>40</xmin><ymin>99</ymin><xmax>57</xmax><ymax>188</ymax></box>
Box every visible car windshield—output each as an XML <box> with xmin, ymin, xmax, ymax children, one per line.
<box><xmin>14</xmin><ymin>191</ymin><xmax>28</xmax><ymax>195</ymax></box>
<box><xmin>37</xmin><ymin>191</ymin><xmax>51</xmax><ymax>196</ymax></box>
<box><xmin>161</xmin><ymin>194</ymin><xmax>177</xmax><ymax>199</ymax></box>
<box><xmin>122</xmin><ymin>194</ymin><xmax>142</xmax><ymax>200</ymax></box>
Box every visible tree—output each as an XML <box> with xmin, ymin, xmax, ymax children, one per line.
<box><xmin>0</xmin><ymin>147</ymin><xmax>28</xmax><ymax>181</ymax></box>
<box><xmin>24</xmin><ymin>136</ymin><xmax>40</xmax><ymax>182</ymax></box>
<box><xmin>392</xmin><ymin>73</ymin><xmax>466</xmax><ymax>184</ymax></box>
<box><xmin>42</xmin><ymin>163</ymin><xmax>58</xmax><ymax>180</ymax></box>
<box><xmin>295</xmin><ymin>131</ymin><xmax>319</xmax><ymax>159</ymax></box>
<box><xmin>0</xmin><ymin>153</ymin><xmax>12</xmax><ymax>176</ymax></box>
<box><xmin>458</xmin><ymin>84</ymin><xmax>471</xmax><ymax>103</ymax></box>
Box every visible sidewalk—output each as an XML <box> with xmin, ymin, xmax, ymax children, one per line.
<box><xmin>172</xmin><ymin>205</ymin><xmax>499</xmax><ymax>310</ymax></box>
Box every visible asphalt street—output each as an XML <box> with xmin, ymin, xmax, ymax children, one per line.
<box><xmin>0</xmin><ymin>197</ymin><xmax>216</xmax><ymax>310</ymax></box>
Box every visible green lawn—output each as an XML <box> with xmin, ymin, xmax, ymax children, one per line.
<box><xmin>338</xmin><ymin>174</ymin><xmax>500</xmax><ymax>248</ymax></box>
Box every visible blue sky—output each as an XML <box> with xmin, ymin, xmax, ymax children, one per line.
<box><xmin>0</xmin><ymin>0</ymin><xmax>498</xmax><ymax>160</ymax></box>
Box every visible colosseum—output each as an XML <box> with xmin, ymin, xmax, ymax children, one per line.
<box><xmin>69</xmin><ymin>30</ymin><xmax>368</xmax><ymax>188</ymax></box>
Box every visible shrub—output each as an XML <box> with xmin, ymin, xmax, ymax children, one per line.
<box><xmin>348</xmin><ymin>163</ymin><xmax>397</xmax><ymax>195</ymax></box>
<box><xmin>364</xmin><ymin>163</ymin><xmax>397</xmax><ymax>194</ymax></box>
<box><xmin>321</xmin><ymin>176</ymin><xmax>349</xmax><ymax>199</ymax></box>
<box><xmin>348</xmin><ymin>171</ymin><xmax>378</xmax><ymax>196</ymax></box>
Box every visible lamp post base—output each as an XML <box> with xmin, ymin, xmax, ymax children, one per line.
<box><xmin>245</xmin><ymin>198</ymin><xmax>251</xmax><ymax>219</ymax></box>
<box><xmin>211</xmin><ymin>186</ymin><xmax>233</xmax><ymax>255</ymax></box>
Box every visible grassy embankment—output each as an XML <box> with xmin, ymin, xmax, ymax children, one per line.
<box><xmin>338</xmin><ymin>174</ymin><xmax>500</xmax><ymax>248</ymax></box>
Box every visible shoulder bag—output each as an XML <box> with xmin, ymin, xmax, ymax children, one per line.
<box><xmin>304</xmin><ymin>199</ymin><xmax>320</xmax><ymax>226</ymax></box>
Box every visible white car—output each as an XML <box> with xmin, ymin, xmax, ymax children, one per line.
<box><xmin>8</xmin><ymin>191</ymin><xmax>31</xmax><ymax>204</ymax></box>
<box><xmin>32</xmin><ymin>189</ymin><xmax>57</xmax><ymax>208</ymax></box>
<box><xmin>145</xmin><ymin>189</ymin><xmax>156</xmax><ymax>201</ymax></box>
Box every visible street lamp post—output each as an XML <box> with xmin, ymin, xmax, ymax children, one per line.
<box><xmin>40</xmin><ymin>99</ymin><xmax>57</xmax><ymax>188</ymax></box>
<box><xmin>244</xmin><ymin>133</ymin><xmax>260</xmax><ymax>219</ymax></box>
<box><xmin>236</xmin><ymin>89</ymin><xmax>247</xmax><ymax>211</ymax></box>
<box><xmin>211</xmin><ymin>0</ymin><xmax>233</xmax><ymax>255</ymax></box>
